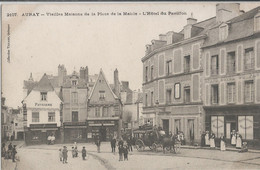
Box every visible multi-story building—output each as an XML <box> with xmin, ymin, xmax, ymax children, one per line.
<box><xmin>142</xmin><ymin>3</ymin><xmax>260</xmax><ymax>145</ymax></box>
<box><xmin>9</xmin><ymin>107</ymin><xmax>24</xmax><ymax>140</ymax></box>
<box><xmin>87</xmin><ymin>69</ymin><xmax>122</xmax><ymax>141</ymax></box>
<box><xmin>1</xmin><ymin>95</ymin><xmax>13</xmax><ymax>141</ymax></box>
<box><xmin>203</xmin><ymin>4</ymin><xmax>260</xmax><ymax>143</ymax></box>
<box><xmin>23</xmin><ymin>73</ymin><xmax>62</xmax><ymax>145</ymax></box>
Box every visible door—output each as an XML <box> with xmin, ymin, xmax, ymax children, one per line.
<box><xmin>162</xmin><ymin>119</ymin><xmax>169</xmax><ymax>135</ymax></box>
<box><xmin>226</xmin><ymin>123</ymin><xmax>231</xmax><ymax>139</ymax></box>
<box><xmin>188</xmin><ymin>120</ymin><xmax>195</xmax><ymax>144</ymax></box>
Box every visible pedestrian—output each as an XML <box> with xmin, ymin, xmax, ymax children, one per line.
<box><xmin>82</xmin><ymin>147</ymin><xmax>87</xmax><ymax>160</ymax></box>
<box><xmin>127</xmin><ymin>136</ymin><xmax>132</xmax><ymax>152</ymax></box>
<box><xmin>95</xmin><ymin>136</ymin><xmax>101</xmax><ymax>153</ymax></box>
<box><xmin>239</xmin><ymin>142</ymin><xmax>248</xmax><ymax>153</ymax></box>
<box><xmin>205</xmin><ymin>131</ymin><xmax>210</xmax><ymax>146</ymax></box>
<box><xmin>75</xmin><ymin>147</ymin><xmax>78</xmax><ymax>157</ymax></box>
<box><xmin>201</xmin><ymin>131</ymin><xmax>206</xmax><ymax>147</ymax></box>
<box><xmin>72</xmin><ymin>147</ymin><xmax>75</xmax><ymax>158</ymax></box>
<box><xmin>11</xmin><ymin>145</ymin><xmax>17</xmax><ymax>162</ymax></box>
<box><xmin>210</xmin><ymin>131</ymin><xmax>215</xmax><ymax>149</ymax></box>
<box><xmin>110</xmin><ymin>136</ymin><xmax>116</xmax><ymax>153</ymax></box>
<box><xmin>59</xmin><ymin>149</ymin><xmax>63</xmax><ymax>162</ymax></box>
<box><xmin>236</xmin><ymin>132</ymin><xmax>242</xmax><ymax>149</ymax></box>
<box><xmin>47</xmin><ymin>135</ymin><xmax>51</xmax><ymax>145</ymax></box>
<box><xmin>118</xmin><ymin>137</ymin><xmax>124</xmax><ymax>161</ymax></box>
<box><xmin>220</xmin><ymin>134</ymin><xmax>226</xmax><ymax>151</ymax></box>
<box><xmin>62</xmin><ymin>146</ymin><xmax>68</xmax><ymax>164</ymax></box>
<box><xmin>8</xmin><ymin>143</ymin><xmax>13</xmax><ymax>159</ymax></box>
<box><xmin>231</xmin><ymin>130</ymin><xmax>236</xmax><ymax>146</ymax></box>
<box><xmin>123</xmin><ymin>144</ymin><xmax>128</xmax><ymax>161</ymax></box>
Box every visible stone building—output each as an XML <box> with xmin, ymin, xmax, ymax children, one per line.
<box><xmin>87</xmin><ymin>69</ymin><xmax>122</xmax><ymax>141</ymax></box>
<box><xmin>203</xmin><ymin>4</ymin><xmax>260</xmax><ymax>142</ymax></box>
<box><xmin>141</xmin><ymin>3</ymin><xmax>260</xmax><ymax>145</ymax></box>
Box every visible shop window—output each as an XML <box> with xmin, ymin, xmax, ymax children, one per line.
<box><xmin>211</xmin><ymin>55</ymin><xmax>219</xmax><ymax>75</ymax></box>
<box><xmin>227</xmin><ymin>83</ymin><xmax>236</xmax><ymax>104</ymax></box>
<box><xmin>184</xmin><ymin>86</ymin><xmax>191</xmax><ymax>103</ymax></box>
<box><xmin>211</xmin><ymin>116</ymin><xmax>224</xmax><ymax>138</ymax></box>
<box><xmin>166</xmin><ymin>60</ymin><xmax>172</xmax><ymax>75</ymax></box>
<box><xmin>166</xmin><ymin>89</ymin><xmax>172</xmax><ymax>104</ymax></box>
<box><xmin>244</xmin><ymin>48</ymin><xmax>254</xmax><ymax>70</ymax></box>
<box><xmin>184</xmin><ymin>55</ymin><xmax>190</xmax><ymax>73</ymax></box>
<box><xmin>227</xmin><ymin>52</ymin><xmax>236</xmax><ymax>74</ymax></box>
<box><xmin>244</xmin><ymin>80</ymin><xmax>254</xmax><ymax>103</ymax></box>
<box><xmin>99</xmin><ymin>91</ymin><xmax>105</xmax><ymax>101</ymax></box>
<box><xmin>151</xmin><ymin>91</ymin><xmax>154</xmax><ymax>106</ymax></box>
<box><xmin>71</xmin><ymin>92</ymin><xmax>78</xmax><ymax>103</ymax></box>
<box><xmin>40</xmin><ymin>92</ymin><xmax>47</xmax><ymax>101</ymax></box>
<box><xmin>211</xmin><ymin>84</ymin><xmax>219</xmax><ymax>104</ymax></box>
<box><xmin>48</xmin><ymin>112</ymin><xmax>55</xmax><ymax>122</ymax></box>
<box><xmin>72</xmin><ymin>111</ymin><xmax>78</xmax><ymax>122</ymax></box>
<box><xmin>32</xmin><ymin>112</ymin><xmax>39</xmax><ymax>122</ymax></box>
<box><xmin>238</xmin><ymin>116</ymin><xmax>253</xmax><ymax>140</ymax></box>
<box><xmin>150</xmin><ymin>66</ymin><xmax>154</xmax><ymax>80</ymax></box>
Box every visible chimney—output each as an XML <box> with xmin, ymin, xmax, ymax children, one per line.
<box><xmin>114</xmin><ymin>69</ymin><xmax>120</xmax><ymax>98</ymax></box>
<box><xmin>159</xmin><ymin>34</ymin><xmax>167</xmax><ymax>41</ymax></box>
<box><xmin>58</xmin><ymin>65</ymin><xmax>66</xmax><ymax>86</ymax></box>
<box><xmin>80</xmin><ymin>67</ymin><xmax>85</xmax><ymax>80</ymax></box>
<box><xmin>184</xmin><ymin>13</ymin><xmax>197</xmax><ymax>39</ymax></box>
<box><xmin>145</xmin><ymin>44</ymin><xmax>152</xmax><ymax>55</ymax></box>
<box><xmin>187</xmin><ymin>13</ymin><xmax>197</xmax><ymax>25</ymax></box>
<box><xmin>122</xmin><ymin>81</ymin><xmax>129</xmax><ymax>89</ymax></box>
<box><xmin>85</xmin><ymin>66</ymin><xmax>89</xmax><ymax>83</ymax></box>
<box><xmin>28</xmin><ymin>72</ymin><xmax>34</xmax><ymax>81</ymax></box>
<box><xmin>216</xmin><ymin>3</ymin><xmax>240</xmax><ymax>23</ymax></box>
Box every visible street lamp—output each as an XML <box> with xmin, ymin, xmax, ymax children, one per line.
<box><xmin>155</xmin><ymin>100</ymin><xmax>159</xmax><ymax>127</ymax></box>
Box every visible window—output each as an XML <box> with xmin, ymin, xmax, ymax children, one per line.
<box><xmin>166</xmin><ymin>60</ymin><xmax>172</xmax><ymax>75</ymax></box>
<box><xmin>99</xmin><ymin>91</ymin><xmax>105</xmax><ymax>100</ymax></box>
<box><xmin>211</xmin><ymin>85</ymin><xmax>219</xmax><ymax>104</ymax></box>
<box><xmin>72</xmin><ymin>80</ymin><xmax>77</xmax><ymax>86</ymax></box>
<box><xmin>227</xmin><ymin>83</ymin><xmax>236</xmax><ymax>103</ymax></box>
<box><xmin>184</xmin><ymin>86</ymin><xmax>191</xmax><ymax>103</ymax></box>
<box><xmin>48</xmin><ymin>112</ymin><xmax>55</xmax><ymax>122</ymax></box>
<box><xmin>151</xmin><ymin>66</ymin><xmax>154</xmax><ymax>80</ymax></box>
<box><xmin>166</xmin><ymin>89</ymin><xmax>172</xmax><ymax>104</ymax></box>
<box><xmin>71</xmin><ymin>92</ymin><xmax>78</xmax><ymax>103</ymax></box>
<box><xmin>238</xmin><ymin>116</ymin><xmax>254</xmax><ymax>140</ymax></box>
<box><xmin>244</xmin><ymin>48</ymin><xmax>254</xmax><ymax>70</ymax></box>
<box><xmin>40</xmin><ymin>92</ymin><xmax>47</xmax><ymax>101</ymax></box>
<box><xmin>145</xmin><ymin>94</ymin><xmax>148</xmax><ymax>107</ymax></box>
<box><xmin>103</xmin><ymin>107</ymin><xmax>108</xmax><ymax>117</ymax></box>
<box><xmin>254</xmin><ymin>15</ymin><xmax>260</xmax><ymax>32</ymax></box>
<box><xmin>227</xmin><ymin>52</ymin><xmax>236</xmax><ymax>74</ymax></box>
<box><xmin>211</xmin><ymin>116</ymin><xmax>224</xmax><ymax>138</ymax></box>
<box><xmin>219</xmin><ymin>24</ymin><xmax>228</xmax><ymax>41</ymax></box>
<box><xmin>184</xmin><ymin>55</ymin><xmax>190</xmax><ymax>73</ymax></box>
<box><xmin>174</xmin><ymin>83</ymin><xmax>181</xmax><ymax>99</ymax></box>
<box><xmin>95</xmin><ymin>107</ymin><xmax>100</xmax><ymax>117</ymax></box>
<box><xmin>174</xmin><ymin>119</ymin><xmax>181</xmax><ymax>134</ymax></box>
<box><xmin>151</xmin><ymin>91</ymin><xmax>154</xmax><ymax>106</ymax></box>
<box><xmin>32</xmin><ymin>112</ymin><xmax>39</xmax><ymax>122</ymax></box>
<box><xmin>145</xmin><ymin>66</ymin><xmax>148</xmax><ymax>82</ymax></box>
<box><xmin>244</xmin><ymin>80</ymin><xmax>254</xmax><ymax>103</ymax></box>
<box><xmin>72</xmin><ymin>111</ymin><xmax>78</xmax><ymax>122</ymax></box>
<box><xmin>211</xmin><ymin>55</ymin><xmax>219</xmax><ymax>75</ymax></box>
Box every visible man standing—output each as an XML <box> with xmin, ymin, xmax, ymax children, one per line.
<box><xmin>210</xmin><ymin>131</ymin><xmax>216</xmax><ymax>149</ymax></box>
<box><xmin>95</xmin><ymin>136</ymin><xmax>101</xmax><ymax>153</ymax></box>
<box><xmin>220</xmin><ymin>134</ymin><xmax>226</xmax><ymax>151</ymax></box>
<box><xmin>11</xmin><ymin>145</ymin><xmax>17</xmax><ymax>162</ymax></box>
<box><xmin>236</xmin><ymin>132</ymin><xmax>242</xmax><ymax>149</ymax></box>
<box><xmin>62</xmin><ymin>146</ymin><xmax>68</xmax><ymax>164</ymax></box>
<box><xmin>110</xmin><ymin>136</ymin><xmax>116</xmax><ymax>153</ymax></box>
<box><xmin>82</xmin><ymin>147</ymin><xmax>87</xmax><ymax>160</ymax></box>
<box><xmin>127</xmin><ymin>136</ymin><xmax>132</xmax><ymax>152</ymax></box>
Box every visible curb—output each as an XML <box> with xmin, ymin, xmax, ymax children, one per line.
<box><xmin>87</xmin><ymin>152</ymin><xmax>116</xmax><ymax>170</ymax></box>
<box><xmin>180</xmin><ymin>146</ymin><xmax>260</xmax><ymax>153</ymax></box>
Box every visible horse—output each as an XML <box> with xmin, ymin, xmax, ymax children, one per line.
<box><xmin>162</xmin><ymin>135</ymin><xmax>176</xmax><ymax>154</ymax></box>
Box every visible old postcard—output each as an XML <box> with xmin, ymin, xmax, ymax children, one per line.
<box><xmin>1</xmin><ymin>2</ymin><xmax>260</xmax><ymax>170</ymax></box>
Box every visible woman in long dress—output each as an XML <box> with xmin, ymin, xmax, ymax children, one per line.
<box><xmin>205</xmin><ymin>131</ymin><xmax>210</xmax><ymax>146</ymax></box>
<box><xmin>231</xmin><ymin>130</ymin><xmax>236</xmax><ymax>146</ymax></box>
<box><xmin>220</xmin><ymin>134</ymin><xmax>226</xmax><ymax>151</ymax></box>
<box><xmin>236</xmin><ymin>132</ymin><xmax>242</xmax><ymax>149</ymax></box>
<box><xmin>210</xmin><ymin>132</ymin><xmax>215</xmax><ymax>148</ymax></box>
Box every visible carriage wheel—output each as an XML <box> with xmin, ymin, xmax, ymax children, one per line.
<box><xmin>152</xmin><ymin>143</ymin><xmax>157</xmax><ymax>152</ymax></box>
<box><xmin>135</xmin><ymin>139</ymin><xmax>145</xmax><ymax>151</ymax></box>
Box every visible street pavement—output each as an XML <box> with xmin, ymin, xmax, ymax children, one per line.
<box><xmin>2</xmin><ymin>142</ymin><xmax>260</xmax><ymax>170</ymax></box>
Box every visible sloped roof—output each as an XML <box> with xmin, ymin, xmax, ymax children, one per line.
<box><xmin>135</xmin><ymin>93</ymin><xmax>143</xmax><ymax>104</ymax></box>
<box><xmin>23</xmin><ymin>80</ymin><xmax>38</xmax><ymax>94</ymax></box>
<box><xmin>228</xmin><ymin>6</ymin><xmax>260</xmax><ymax>23</ymax></box>
<box><xmin>33</xmin><ymin>73</ymin><xmax>54</xmax><ymax>92</ymax></box>
<box><xmin>48</xmin><ymin>76</ymin><xmax>59</xmax><ymax>88</ymax></box>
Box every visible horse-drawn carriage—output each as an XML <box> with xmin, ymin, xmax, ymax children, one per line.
<box><xmin>133</xmin><ymin>125</ymin><xmax>180</xmax><ymax>153</ymax></box>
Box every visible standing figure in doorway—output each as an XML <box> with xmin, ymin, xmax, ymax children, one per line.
<box><xmin>236</xmin><ymin>132</ymin><xmax>242</xmax><ymax>149</ymax></box>
<box><xmin>210</xmin><ymin>131</ymin><xmax>215</xmax><ymax>149</ymax></box>
<box><xmin>231</xmin><ymin>130</ymin><xmax>236</xmax><ymax>146</ymax></box>
<box><xmin>95</xmin><ymin>136</ymin><xmax>101</xmax><ymax>153</ymax></box>
<box><xmin>201</xmin><ymin>131</ymin><xmax>206</xmax><ymax>147</ymax></box>
<box><xmin>111</xmin><ymin>136</ymin><xmax>116</xmax><ymax>154</ymax></box>
<box><xmin>205</xmin><ymin>131</ymin><xmax>210</xmax><ymax>146</ymax></box>
<box><xmin>220</xmin><ymin>134</ymin><xmax>226</xmax><ymax>151</ymax></box>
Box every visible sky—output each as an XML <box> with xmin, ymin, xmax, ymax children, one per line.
<box><xmin>2</xmin><ymin>2</ymin><xmax>260</xmax><ymax>108</ymax></box>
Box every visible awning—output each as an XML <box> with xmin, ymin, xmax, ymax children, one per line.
<box><xmin>89</xmin><ymin>123</ymin><xmax>114</xmax><ymax>126</ymax></box>
<box><xmin>30</xmin><ymin>128</ymin><xmax>58</xmax><ymax>131</ymax></box>
<box><xmin>64</xmin><ymin>126</ymin><xmax>87</xmax><ymax>129</ymax></box>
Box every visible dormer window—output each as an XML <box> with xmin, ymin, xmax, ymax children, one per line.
<box><xmin>72</xmin><ymin>80</ymin><xmax>77</xmax><ymax>86</ymax></box>
<box><xmin>40</xmin><ymin>92</ymin><xmax>47</xmax><ymax>101</ymax></box>
<box><xmin>99</xmin><ymin>91</ymin><xmax>105</xmax><ymax>100</ymax></box>
<box><xmin>254</xmin><ymin>14</ymin><xmax>260</xmax><ymax>32</ymax></box>
<box><xmin>219</xmin><ymin>24</ymin><xmax>228</xmax><ymax>41</ymax></box>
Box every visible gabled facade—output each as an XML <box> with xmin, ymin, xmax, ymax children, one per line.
<box><xmin>23</xmin><ymin>73</ymin><xmax>62</xmax><ymax>145</ymax></box>
<box><xmin>87</xmin><ymin>69</ymin><xmax>122</xmax><ymax>141</ymax></box>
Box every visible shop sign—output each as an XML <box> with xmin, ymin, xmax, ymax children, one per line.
<box><xmin>35</xmin><ymin>103</ymin><xmax>52</xmax><ymax>107</ymax></box>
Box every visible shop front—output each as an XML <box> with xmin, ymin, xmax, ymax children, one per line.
<box><xmin>86</xmin><ymin>118</ymin><xmax>119</xmax><ymax>142</ymax></box>
<box><xmin>63</xmin><ymin>122</ymin><xmax>87</xmax><ymax>143</ymax></box>
<box><xmin>204</xmin><ymin>105</ymin><xmax>260</xmax><ymax>146</ymax></box>
<box><xmin>24</xmin><ymin>124</ymin><xmax>60</xmax><ymax>145</ymax></box>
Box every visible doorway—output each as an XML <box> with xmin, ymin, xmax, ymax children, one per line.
<box><xmin>188</xmin><ymin>119</ymin><xmax>195</xmax><ymax>144</ymax></box>
<box><xmin>162</xmin><ymin>119</ymin><xmax>169</xmax><ymax>135</ymax></box>
<box><xmin>226</xmin><ymin>122</ymin><xmax>236</xmax><ymax>139</ymax></box>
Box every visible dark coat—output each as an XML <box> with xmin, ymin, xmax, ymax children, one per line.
<box><xmin>111</xmin><ymin>139</ymin><xmax>116</xmax><ymax>147</ymax></box>
<box><xmin>62</xmin><ymin>148</ymin><xmax>68</xmax><ymax>158</ymax></box>
<box><xmin>82</xmin><ymin>148</ymin><xmax>86</xmax><ymax>157</ymax></box>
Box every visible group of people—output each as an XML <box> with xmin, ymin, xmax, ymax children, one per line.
<box><xmin>201</xmin><ymin>130</ymin><xmax>247</xmax><ymax>152</ymax></box>
<box><xmin>59</xmin><ymin>143</ymin><xmax>87</xmax><ymax>164</ymax></box>
<box><xmin>1</xmin><ymin>143</ymin><xmax>17</xmax><ymax>162</ymax></box>
<box><xmin>110</xmin><ymin>136</ymin><xmax>133</xmax><ymax>161</ymax></box>
<box><xmin>47</xmin><ymin>134</ymin><xmax>56</xmax><ymax>145</ymax></box>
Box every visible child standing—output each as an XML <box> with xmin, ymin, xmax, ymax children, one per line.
<box><xmin>59</xmin><ymin>149</ymin><xmax>63</xmax><ymax>162</ymax></box>
<box><xmin>82</xmin><ymin>147</ymin><xmax>86</xmax><ymax>160</ymax></box>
